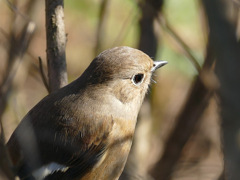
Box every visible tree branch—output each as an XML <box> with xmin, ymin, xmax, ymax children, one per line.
<box><xmin>202</xmin><ymin>0</ymin><xmax>240</xmax><ymax>179</ymax></box>
<box><xmin>0</xmin><ymin>20</ymin><xmax>35</xmax><ymax>180</ymax></box>
<box><xmin>45</xmin><ymin>0</ymin><xmax>68</xmax><ymax>92</ymax></box>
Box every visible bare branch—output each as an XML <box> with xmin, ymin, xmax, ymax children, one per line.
<box><xmin>45</xmin><ymin>0</ymin><xmax>68</xmax><ymax>92</ymax></box>
<box><xmin>0</xmin><ymin>21</ymin><xmax>35</xmax><ymax>117</ymax></box>
<box><xmin>0</xmin><ymin>20</ymin><xmax>35</xmax><ymax>180</ymax></box>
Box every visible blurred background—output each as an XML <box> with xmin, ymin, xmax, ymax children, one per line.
<box><xmin>1</xmin><ymin>0</ymin><xmax>240</xmax><ymax>179</ymax></box>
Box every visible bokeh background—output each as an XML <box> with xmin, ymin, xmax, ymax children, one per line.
<box><xmin>1</xmin><ymin>0</ymin><xmax>239</xmax><ymax>179</ymax></box>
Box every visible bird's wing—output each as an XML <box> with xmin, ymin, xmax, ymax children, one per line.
<box><xmin>7</xmin><ymin>93</ymin><xmax>114</xmax><ymax>180</ymax></box>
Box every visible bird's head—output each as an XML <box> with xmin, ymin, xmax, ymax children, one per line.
<box><xmin>80</xmin><ymin>46</ymin><xmax>167</xmax><ymax>108</ymax></box>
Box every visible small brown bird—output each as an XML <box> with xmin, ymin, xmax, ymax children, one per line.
<box><xmin>7</xmin><ymin>46</ymin><xmax>167</xmax><ymax>180</ymax></box>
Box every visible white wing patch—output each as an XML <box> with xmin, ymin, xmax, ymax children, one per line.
<box><xmin>32</xmin><ymin>162</ymin><xmax>69</xmax><ymax>180</ymax></box>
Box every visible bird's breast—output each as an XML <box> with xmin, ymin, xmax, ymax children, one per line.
<box><xmin>81</xmin><ymin>117</ymin><xmax>136</xmax><ymax>180</ymax></box>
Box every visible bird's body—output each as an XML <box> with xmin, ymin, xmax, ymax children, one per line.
<box><xmin>7</xmin><ymin>46</ymin><xmax>167</xmax><ymax>180</ymax></box>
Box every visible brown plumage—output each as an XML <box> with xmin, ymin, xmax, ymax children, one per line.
<box><xmin>7</xmin><ymin>46</ymin><xmax>167</xmax><ymax>180</ymax></box>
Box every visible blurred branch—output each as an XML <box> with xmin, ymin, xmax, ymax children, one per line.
<box><xmin>112</xmin><ymin>5</ymin><xmax>139</xmax><ymax>47</ymax></box>
<box><xmin>94</xmin><ymin>0</ymin><xmax>110</xmax><ymax>56</ymax></box>
<box><xmin>0</xmin><ymin>20</ymin><xmax>35</xmax><ymax>180</ymax></box>
<box><xmin>202</xmin><ymin>0</ymin><xmax>240</xmax><ymax>179</ymax></box>
<box><xmin>232</xmin><ymin>0</ymin><xmax>240</xmax><ymax>6</ymax></box>
<box><xmin>45</xmin><ymin>0</ymin><xmax>68</xmax><ymax>93</ymax></box>
<box><xmin>5</xmin><ymin>0</ymin><xmax>30</xmax><ymax>21</ymax></box>
<box><xmin>38</xmin><ymin>57</ymin><xmax>50</xmax><ymax>93</ymax></box>
<box><xmin>0</xmin><ymin>21</ymin><xmax>35</xmax><ymax>118</ymax></box>
<box><xmin>157</xmin><ymin>15</ymin><xmax>201</xmax><ymax>73</ymax></box>
<box><xmin>138</xmin><ymin>0</ymin><xmax>163</xmax><ymax>57</ymax></box>
<box><xmin>150</xmin><ymin>39</ymin><xmax>216</xmax><ymax>180</ymax></box>
<box><xmin>135</xmin><ymin>0</ymin><xmax>201</xmax><ymax>72</ymax></box>
<box><xmin>0</xmin><ymin>1</ymin><xmax>38</xmax><ymax>178</ymax></box>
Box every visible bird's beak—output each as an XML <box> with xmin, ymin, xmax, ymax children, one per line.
<box><xmin>151</xmin><ymin>61</ymin><xmax>168</xmax><ymax>72</ymax></box>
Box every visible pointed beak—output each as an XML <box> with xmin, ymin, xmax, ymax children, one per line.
<box><xmin>151</xmin><ymin>61</ymin><xmax>168</xmax><ymax>72</ymax></box>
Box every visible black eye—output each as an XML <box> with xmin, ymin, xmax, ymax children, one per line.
<box><xmin>132</xmin><ymin>73</ymin><xmax>144</xmax><ymax>85</ymax></box>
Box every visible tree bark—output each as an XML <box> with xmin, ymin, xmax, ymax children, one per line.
<box><xmin>45</xmin><ymin>0</ymin><xmax>68</xmax><ymax>92</ymax></box>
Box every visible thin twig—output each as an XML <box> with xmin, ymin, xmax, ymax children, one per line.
<box><xmin>4</xmin><ymin>0</ymin><xmax>30</xmax><ymax>21</ymax></box>
<box><xmin>0</xmin><ymin>21</ymin><xmax>35</xmax><ymax>116</ymax></box>
<box><xmin>38</xmin><ymin>57</ymin><xmax>50</xmax><ymax>93</ymax></box>
<box><xmin>112</xmin><ymin>4</ymin><xmax>139</xmax><ymax>47</ymax></box>
<box><xmin>0</xmin><ymin>18</ymin><xmax>35</xmax><ymax>180</ymax></box>
<box><xmin>135</xmin><ymin>0</ymin><xmax>202</xmax><ymax>72</ymax></box>
<box><xmin>94</xmin><ymin>0</ymin><xmax>110</xmax><ymax>56</ymax></box>
<box><xmin>156</xmin><ymin>15</ymin><xmax>202</xmax><ymax>73</ymax></box>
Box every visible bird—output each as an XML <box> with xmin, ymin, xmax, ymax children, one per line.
<box><xmin>7</xmin><ymin>46</ymin><xmax>167</xmax><ymax>180</ymax></box>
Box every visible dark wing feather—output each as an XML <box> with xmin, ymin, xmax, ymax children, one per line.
<box><xmin>43</xmin><ymin>143</ymin><xmax>106</xmax><ymax>180</ymax></box>
<box><xmin>7</xmin><ymin>89</ymin><xmax>114</xmax><ymax>180</ymax></box>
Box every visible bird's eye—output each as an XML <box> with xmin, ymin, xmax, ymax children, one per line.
<box><xmin>132</xmin><ymin>73</ymin><xmax>144</xmax><ymax>85</ymax></box>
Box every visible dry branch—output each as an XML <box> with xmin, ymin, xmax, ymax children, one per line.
<box><xmin>0</xmin><ymin>21</ymin><xmax>35</xmax><ymax>180</ymax></box>
<box><xmin>0</xmin><ymin>21</ymin><xmax>35</xmax><ymax>118</ymax></box>
<box><xmin>45</xmin><ymin>0</ymin><xmax>68</xmax><ymax>92</ymax></box>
